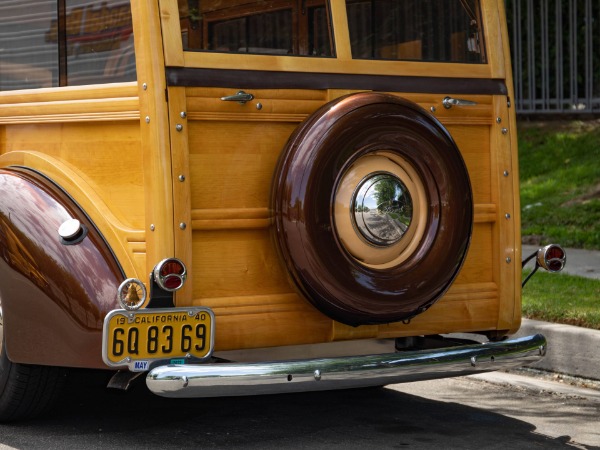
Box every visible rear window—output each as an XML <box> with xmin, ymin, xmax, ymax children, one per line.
<box><xmin>179</xmin><ymin>0</ymin><xmax>335</xmax><ymax>57</ymax></box>
<box><xmin>0</xmin><ymin>0</ymin><xmax>136</xmax><ymax>91</ymax></box>
<box><xmin>178</xmin><ymin>0</ymin><xmax>485</xmax><ymax>64</ymax></box>
<box><xmin>347</xmin><ymin>0</ymin><xmax>486</xmax><ymax>63</ymax></box>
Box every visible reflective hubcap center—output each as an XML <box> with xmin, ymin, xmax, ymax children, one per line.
<box><xmin>352</xmin><ymin>173</ymin><xmax>413</xmax><ymax>246</ymax></box>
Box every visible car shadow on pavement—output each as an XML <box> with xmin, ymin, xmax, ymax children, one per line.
<box><xmin>0</xmin><ymin>369</ymin><xmax>595</xmax><ymax>449</ymax></box>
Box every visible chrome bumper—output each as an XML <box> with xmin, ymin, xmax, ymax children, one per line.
<box><xmin>146</xmin><ymin>334</ymin><xmax>546</xmax><ymax>398</ymax></box>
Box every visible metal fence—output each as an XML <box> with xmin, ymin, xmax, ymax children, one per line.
<box><xmin>506</xmin><ymin>0</ymin><xmax>600</xmax><ymax>115</ymax></box>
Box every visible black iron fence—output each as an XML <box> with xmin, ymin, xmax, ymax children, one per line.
<box><xmin>506</xmin><ymin>0</ymin><xmax>600</xmax><ymax>115</ymax></box>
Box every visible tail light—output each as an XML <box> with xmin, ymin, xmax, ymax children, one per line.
<box><xmin>153</xmin><ymin>258</ymin><xmax>187</xmax><ymax>292</ymax></box>
<box><xmin>522</xmin><ymin>244</ymin><xmax>567</xmax><ymax>287</ymax></box>
<box><xmin>537</xmin><ymin>244</ymin><xmax>566</xmax><ymax>273</ymax></box>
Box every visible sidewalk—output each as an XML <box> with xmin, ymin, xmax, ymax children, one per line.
<box><xmin>518</xmin><ymin>245</ymin><xmax>600</xmax><ymax>381</ymax></box>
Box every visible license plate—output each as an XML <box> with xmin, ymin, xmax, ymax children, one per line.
<box><xmin>102</xmin><ymin>307</ymin><xmax>214</xmax><ymax>371</ymax></box>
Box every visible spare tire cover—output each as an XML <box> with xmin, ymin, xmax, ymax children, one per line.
<box><xmin>271</xmin><ymin>92</ymin><xmax>473</xmax><ymax>326</ymax></box>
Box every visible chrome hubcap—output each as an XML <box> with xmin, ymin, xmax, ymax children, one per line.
<box><xmin>351</xmin><ymin>173</ymin><xmax>413</xmax><ymax>247</ymax></box>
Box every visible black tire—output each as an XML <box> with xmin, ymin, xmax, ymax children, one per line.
<box><xmin>0</xmin><ymin>308</ymin><xmax>67</xmax><ymax>422</ymax></box>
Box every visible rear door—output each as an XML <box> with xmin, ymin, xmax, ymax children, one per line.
<box><xmin>158</xmin><ymin>0</ymin><xmax>519</xmax><ymax>350</ymax></box>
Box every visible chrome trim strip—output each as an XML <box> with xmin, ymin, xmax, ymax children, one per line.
<box><xmin>146</xmin><ymin>334</ymin><xmax>546</xmax><ymax>398</ymax></box>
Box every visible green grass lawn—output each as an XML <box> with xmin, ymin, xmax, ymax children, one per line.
<box><xmin>518</xmin><ymin>121</ymin><xmax>600</xmax><ymax>329</ymax></box>
<box><xmin>518</xmin><ymin>122</ymin><xmax>600</xmax><ymax>250</ymax></box>
<box><xmin>522</xmin><ymin>271</ymin><xmax>600</xmax><ymax>330</ymax></box>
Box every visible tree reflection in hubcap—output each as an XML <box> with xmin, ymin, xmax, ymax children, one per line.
<box><xmin>352</xmin><ymin>173</ymin><xmax>413</xmax><ymax>247</ymax></box>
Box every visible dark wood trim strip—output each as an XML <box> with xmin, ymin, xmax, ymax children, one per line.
<box><xmin>58</xmin><ymin>0</ymin><xmax>67</xmax><ymax>86</ymax></box>
<box><xmin>166</xmin><ymin>67</ymin><xmax>507</xmax><ymax>95</ymax></box>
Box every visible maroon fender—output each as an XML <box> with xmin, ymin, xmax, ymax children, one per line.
<box><xmin>0</xmin><ymin>167</ymin><xmax>124</xmax><ymax>369</ymax></box>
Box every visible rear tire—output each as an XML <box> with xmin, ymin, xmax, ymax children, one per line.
<box><xmin>0</xmin><ymin>306</ymin><xmax>67</xmax><ymax>422</ymax></box>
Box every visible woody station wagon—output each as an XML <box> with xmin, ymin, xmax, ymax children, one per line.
<box><xmin>0</xmin><ymin>0</ymin><xmax>566</xmax><ymax>420</ymax></box>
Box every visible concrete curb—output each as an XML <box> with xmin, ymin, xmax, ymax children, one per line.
<box><xmin>515</xmin><ymin>318</ymin><xmax>600</xmax><ymax>381</ymax></box>
<box><xmin>517</xmin><ymin>246</ymin><xmax>599</xmax><ymax>380</ymax></box>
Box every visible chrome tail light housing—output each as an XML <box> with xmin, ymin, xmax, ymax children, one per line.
<box><xmin>153</xmin><ymin>258</ymin><xmax>187</xmax><ymax>292</ymax></box>
<box><xmin>522</xmin><ymin>244</ymin><xmax>567</xmax><ymax>287</ymax></box>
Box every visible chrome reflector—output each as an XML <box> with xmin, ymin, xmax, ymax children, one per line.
<box><xmin>117</xmin><ymin>278</ymin><xmax>147</xmax><ymax>310</ymax></box>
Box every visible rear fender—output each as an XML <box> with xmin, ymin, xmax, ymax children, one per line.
<box><xmin>0</xmin><ymin>167</ymin><xmax>124</xmax><ymax>369</ymax></box>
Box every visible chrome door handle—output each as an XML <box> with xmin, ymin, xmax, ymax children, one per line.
<box><xmin>220</xmin><ymin>91</ymin><xmax>254</xmax><ymax>104</ymax></box>
<box><xmin>442</xmin><ymin>96</ymin><xmax>478</xmax><ymax>109</ymax></box>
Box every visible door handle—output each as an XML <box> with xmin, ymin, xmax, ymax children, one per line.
<box><xmin>442</xmin><ymin>96</ymin><xmax>478</xmax><ymax>109</ymax></box>
<box><xmin>220</xmin><ymin>91</ymin><xmax>254</xmax><ymax>104</ymax></box>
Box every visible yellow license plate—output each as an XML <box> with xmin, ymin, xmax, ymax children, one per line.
<box><xmin>102</xmin><ymin>307</ymin><xmax>214</xmax><ymax>371</ymax></box>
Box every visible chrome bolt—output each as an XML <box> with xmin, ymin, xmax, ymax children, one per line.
<box><xmin>314</xmin><ymin>370</ymin><xmax>322</xmax><ymax>381</ymax></box>
<box><xmin>145</xmin><ymin>116</ymin><xmax>150</xmax><ymax>123</ymax></box>
<box><xmin>150</xmin><ymin>224</ymin><xmax>155</xmax><ymax>231</ymax></box>
<box><xmin>430</xmin><ymin>106</ymin><xmax>436</xmax><ymax>113</ymax></box>
<box><xmin>505</xmin><ymin>213</ymin><xmax>511</xmax><ymax>219</ymax></box>
<box><xmin>142</xmin><ymin>83</ymin><xmax>147</xmax><ymax>90</ymax></box>
<box><xmin>501</xmin><ymin>128</ymin><xmax>508</xmax><ymax>135</ymax></box>
<box><xmin>503</xmin><ymin>170</ymin><xmax>509</xmax><ymax>177</ymax></box>
<box><xmin>176</xmin><ymin>124</ymin><xmax>183</xmax><ymax>132</ymax></box>
<box><xmin>178</xmin><ymin>175</ymin><xmax>185</xmax><ymax>182</ymax></box>
<box><xmin>256</xmin><ymin>103</ymin><xmax>263</xmax><ymax>110</ymax></box>
<box><xmin>180</xmin><ymin>111</ymin><xmax>187</xmax><ymax>119</ymax></box>
<box><xmin>470</xmin><ymin>356</ymin><xmax>477</xmax><ymax>367</ymax></box>
<box><xmin>496</xmin><ymin>117</ymin><xmax>502</xmax><ymax>124</ymax></box>
<box><xmin>506</xmin><ymin>257</ymin><xmax>512</xmax><ymax>264</ymax></box>
<box><xmin>182</xmin><ymin>376</ymin><xmax>189</xmax><ymax>388</ymax></box>
<box><xmin>179</xmin><ymin>222</ymin><xmax>187</xmax><ymax>230</ymax></box>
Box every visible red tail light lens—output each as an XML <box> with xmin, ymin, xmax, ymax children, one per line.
<box><xmin>163</xmin><ymin>274</ymin><xmax>183</xmax><ymax>290</ymax></box>
<box><xmin>160</xmin><ymin>260</ymin><xmax>185</xmax><ymax>277</ymax></box>
<box><xmin>153</xmin><ymin>258</ymin><xmax>187</xmax><ymax>291</ymax></box>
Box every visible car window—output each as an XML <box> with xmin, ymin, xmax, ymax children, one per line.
<box><xmin>60</xmin><ymin>1</ymin><xmax>136</xmax><ymax>85</ymax></box>
<box><xmin>346</xmin><ymin>0</ymin><xmax>486</xmax><ymax>63</ymax></box>
<box><xmin>0</xmin><ymin>2</ymin><xmax>58</xmax><ymax>90</ymax></box>
<box><xmin>179</xmin><ymin>0</ymin><xmax>335</xmax><ymax>57</ymax></box>
<box><xmin>0</xmin><ymin>0</ymin><xmax>136</xmax><ymax>91</ymax></box>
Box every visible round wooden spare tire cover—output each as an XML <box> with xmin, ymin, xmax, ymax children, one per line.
<box><xmin>271</xmin><ymin>92</ymin><xmax>473</xmax><ymax>326</ymax></box>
